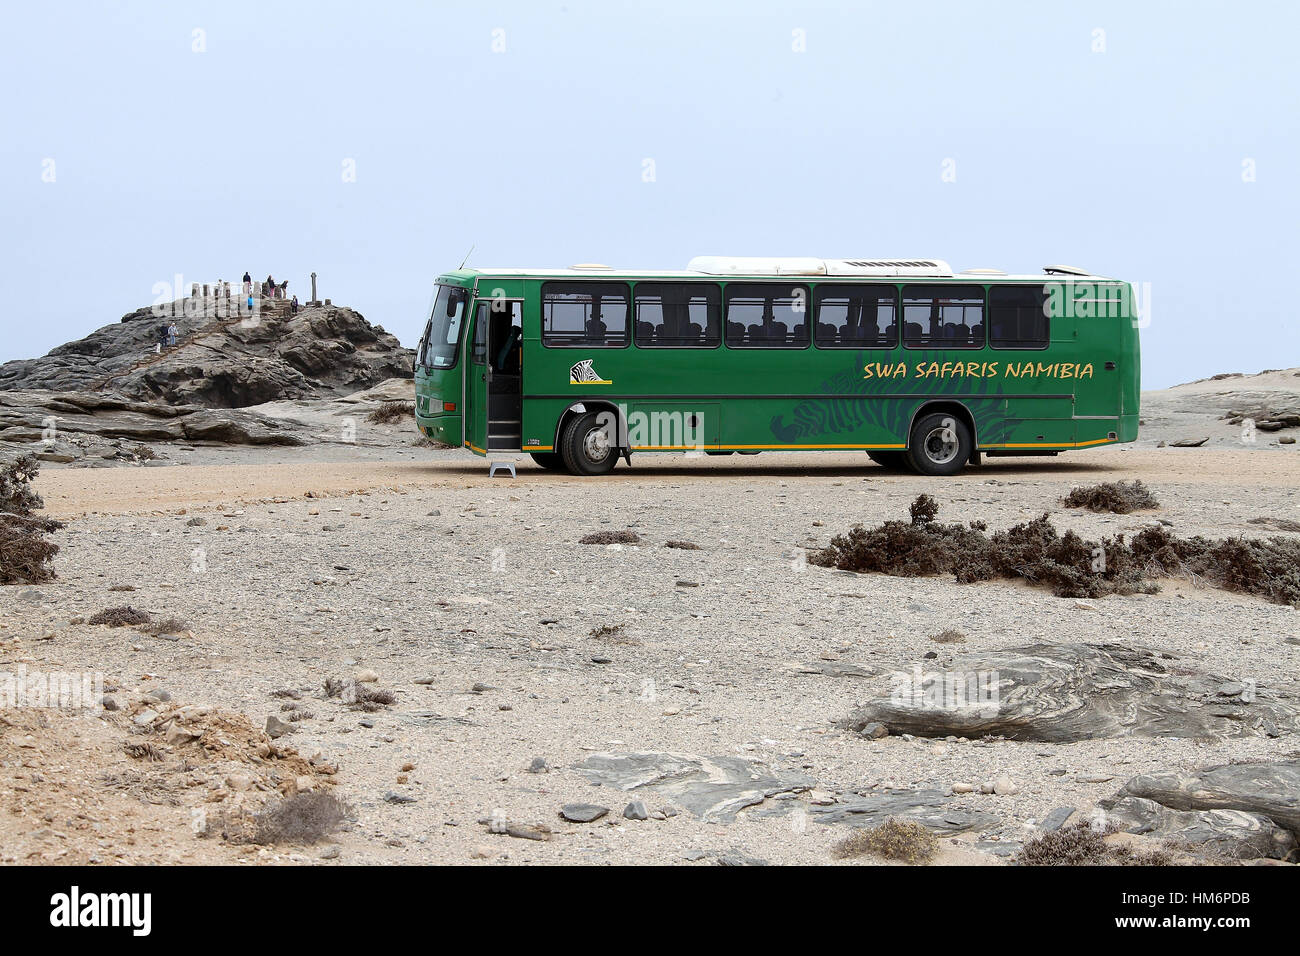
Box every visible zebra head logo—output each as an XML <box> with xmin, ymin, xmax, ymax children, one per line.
<box><xmin>569</xmin><ymin>359</ymin><xmax>609</xmax><ymax>385</ymax></box>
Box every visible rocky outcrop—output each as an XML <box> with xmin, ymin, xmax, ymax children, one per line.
<box><xmin>843</xmin><ymin>643</ymin><xmax>1298</xmax><ymax>742</ymax></box>
<box><xmin>1116</xmin><ymin>761</ymin><xmax>1300</xmax><ymax>837</ymax></box>
<box><xmin>0</xmin><ymin>390</ymin><xmax>307</xmax><ymax>448</ymax></box>
<box><xmin>0</xmin><ymin>301</ymin><xmax>412</xmax><ymax>408</ymax></box>
<box><xmin>1099</xmin><ymin>795</ymin><xmax>1296</xmax><ymax>860</ymax></box>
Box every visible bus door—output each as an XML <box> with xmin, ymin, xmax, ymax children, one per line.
<box><xmin>465</xmin><ymin>303</ymin><xmax>488</xmax><ymax>452</ymax></box>
<box><xmin>473</xmin><ymin>299</ymin><xmax>524</xmax><ymax>452</ymax></box>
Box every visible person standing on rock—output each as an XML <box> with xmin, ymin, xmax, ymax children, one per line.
<box><xmin>243</xmin><ymin>271</ymin><xmax>252</xmax><ymax>296</ymax></box>
<box><xmin>290</xmin><ymin>294</ymin><xmax>299</xmax><ymax>314</ymax></box>
<box><xmin>265</xmin><ymin>275</ymin><xmax>276</xmax><ymax>299</ymax></box>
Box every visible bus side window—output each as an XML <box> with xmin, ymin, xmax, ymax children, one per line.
<box><xmin>902</xmin><ymin>285</ymin><xmax>984</xmax><ymax>349</ymax></box>
<box><xmin>989</xmin><ymin>286</ymin><xmax>1050</xmax><ymax>349</ymax></box>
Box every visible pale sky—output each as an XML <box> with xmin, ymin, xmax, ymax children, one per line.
<box><xmin>2</xmin><ymin>0</ymin><xmax>1296</xmax><ymax>388</ymax></box>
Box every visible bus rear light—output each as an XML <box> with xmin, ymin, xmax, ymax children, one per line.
<box><xmin>443</xmin><ymin>402</ymin><xmax>457</xmax><ymax>412</ymax></box>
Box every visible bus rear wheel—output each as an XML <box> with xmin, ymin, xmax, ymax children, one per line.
<box><xmin>559</xmin><ymin>411</ymin><xmax>620</xmax><ymax>476</ymax></box>
<box><xmin>529</xmin><ymin>452</ymin><xmax>566</xmax><ymax>471</ymax></box>
<box><xmin>905</xmin><ymin>412</ymin><xmax>972</xmax><ymax>476</ymax></box>
<box><xmin>867</xmin><ymin>450</ymin><xmax>908</xmax><ymax>470</ymax></box>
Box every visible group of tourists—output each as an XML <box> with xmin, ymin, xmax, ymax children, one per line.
<box><xmin>242</xmin><ymin>271</ymin><xmax>299</xmax><ymax>313</ymax></box>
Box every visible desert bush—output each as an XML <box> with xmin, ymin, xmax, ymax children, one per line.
<box><xmin>929</xmin><ymin>628</ymin><xmax>966</xmax><ymax>644</ymax></box>
<box><xmin>367</xmin><ymin>401</ymin><xmax>412</xmax><ymax>424</ymax></box>
<box><xmin>323</xmin><ymin>677</ymin><xmax>396</xmax><ymax>710</ymax></box>
<box><xmin>809</xmin><ymin>497</ymin><xmax>1159</xmax><ymax>601</ymax></box>
<box><xmin>1015</xmin><ymin>822</ymin><xmax>1172</xmax><ymax>866</ymax></box>
<box><xmin>1063</xmin><ymin>480</ymin><xmax>1160</xmax><ymax>514</ymax></box>
<box><xmin>831</xmin><ymin>818</ymin><xmax>938</xmax><ymax>864</ymax></box>
<box><xmin>88</xmin><ymin>606</ymin><xmax>153</xmax><ymax>627</ymax></box>
<box><xmin>0</xmin><ymin>455</ymin><xmax>64</xmax><ymax>586</ymax></box>
<box><xmin>137</xmin><ymin>616</ymin><xmax>189</xmax><ymax>635</ymax></box>
<box><xmin>579</xmin><ymin>529</ymin><xmax>641</xmax><ymax>545</ymax></box>
<box><xmin>1248</xmin><ymin>516</ymin><xmax>1300</xmax><ymax>533</ymax></box>
<box><xmin>664</xmin><ymin>540</ymin><xmax>701</xmax><ymax>550</ymax></box>
<box><xmin>250</xmin><ymin>790</ymin><xmax>350</xmax><ymax>845</ymax></box>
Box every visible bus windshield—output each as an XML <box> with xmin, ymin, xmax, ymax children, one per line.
<box><xmin>421</xmin><ymin>285</ymin><xmax>468</xmax><ymax>369</ymax></box>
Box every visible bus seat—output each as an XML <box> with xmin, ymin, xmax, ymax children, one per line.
<box><xmin>727</xmin><ymin>320</ymin><xmax>746</xmax><ymax>344</ymax></box>
<box><xmin>817</xmin><ymin>322</ymin><xmax>839</xmax><ymax>345</ymax></box>
<box><xmin>635</xmin><ymin>320</ymin><xmax>654</xmax><ymax>344</ymax></box>
<box><xmin>585</xmin><ymin>318</ymin><xmax>607</xmax><ymax>340</ymax></box>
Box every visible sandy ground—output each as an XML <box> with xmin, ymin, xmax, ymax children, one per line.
<box><xmin>4</xmin><ymin>437</ymin><xmax>1299</xmax><ymax>866</ymax></box>
<box><xmin>30</xmin><ymin>445</ymin><xmax>1300</xmax><ymax>519</ymax></box>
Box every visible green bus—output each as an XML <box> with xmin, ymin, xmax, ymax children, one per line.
<box><xmin>413</xmin><ymin>257</ymin><xmax>1140</xmax><ymax>476</ymax></box>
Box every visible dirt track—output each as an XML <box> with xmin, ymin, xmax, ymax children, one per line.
<box><xmin>33</xmin><ymin>446</ymin><xmax>1300</xmax><ymax>518</ymax></box>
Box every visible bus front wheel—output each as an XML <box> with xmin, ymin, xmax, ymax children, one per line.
<box><xmin>905</xmin><ymin>413</ymin><xmax>971</xmax><ymax>476</ymax></box>
<box><xmin>530</xmin><ymin>452</ymin><xmax>566</xmax><ymax>471</ymax></box>
<box><xmin>559</xmin><ymin>411</ymin><xmax>620</xmax><ymax>476</ymax></box>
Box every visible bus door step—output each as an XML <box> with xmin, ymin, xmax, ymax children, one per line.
<box><xmin>488</xmin><ymin>461</ymin><xmax>517</xmax><ymax>478</ymax></box>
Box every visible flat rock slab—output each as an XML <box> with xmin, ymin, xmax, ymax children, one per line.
<box><xmin>807</xmin><ymin>789</ymin><xmax>1000</xmax><ymax>834</ymax></box>
<box><xmin>559</xmin><ymin>803</ymin><xmax>609</xmax><ymax>823</ymax></box>
<box><xmin>1099</xmin><ymin>795</ymin><xmax>1296</xmax><ymax>860</ymax></box>
<box><xmin>1117</xmin><ymin>760</ymin><xmax>1300</xmax><ymax>839</ymax></box>
<box><xmin>843</xmin><ymin>643</ymin><xmax>1298</xmax><ymax>742</ymax></box>
<box><xmin>574</xmin><ymin>752</ymin><xmax>815</xmax><ymax>823</ymax></box>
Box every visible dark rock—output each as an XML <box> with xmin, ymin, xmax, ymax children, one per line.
<box><xmin>559</xmin><ymin>803</ymin><xmax>609</xmax><ymax>823</ymax></box>
<box><xmin>574</xmin><ymin>752</ymin><xmax>815</xmax><ymax>823</ymax></box>
<box><xmin>623</xmin><ymin>800</ymin><xmax>649</xmax><ymax>820</ymax></box>
<box><xmin>1039</xmin><ymin>806</ymin><xmax>1076</xmax><ymax>832</ymax></box>
<box><xmin>1099</xmin><ymin>794</ymin><xmax>1295</xmax><ymax>860</ymax></box>
<box><xmin>808</xmin><ymin>789</ymin><xmax>1000</xmax><ymax>834</ymax></box>
<box><xmin>843</xmin><ymin>643</ymin><xmax>1299</xmax><ymax>742</ymax></box>
<box><xmin>1117</xmin><ymin>760</ymin><xmax>1300</xmax><ymax>837</ymax></box>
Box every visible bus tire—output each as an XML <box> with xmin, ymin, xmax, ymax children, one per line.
<box><xmin>906</xmin><ymin>412</ymin><xmax>971</xmax><ymax>476</ymax></box>
<box><xmin>559</xmin><ymin>411</ymin><xmax>620</xmax><ymax>476</ymax></box>
<box><xmin>867</xmin><ymin>450</ymin><xmax>907</xmax><ymax>470</ymax></box>
<box><xmin>529</xmin><ymin>452</ymin><xmax>565</xmax><ymax>471</ymax></box>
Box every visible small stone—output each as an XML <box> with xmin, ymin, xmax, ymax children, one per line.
<box><xmin>384</xmin><ymin>791</ymin><xmax>417</xmax><ymax>804</ymax></box>
<box><xmin>527</xmin><ymin>757</ymin><xmax>548</xmax><ymax>773</ymax></box>
<box><xmin>186</xmin><ymin>517</ymin><xmax>206</xmax><ymax>526</ymax></box>
<box><xmin>355</xmin><ymin>668</ymin><xmax>379</xmax><ymax>683</ymax></box>
<box><xmin>264</xmin><ymin>715</ymin><xmax>295</xmax><ymax>739</ymax></box>
<box><xmin>132</xmin><ymin>709</ymin><xmax>159</xmax><ymax>728</ymax></box>
<box><xmin>560</xmin><ymin>803</ymin><xmax>609</xmax><ymax>823</ymax></box>
<box><xmin>952</xmin><ymin>782</ymin><xmax>975</xmax><ymax>794</ymax></box>
<box><xmin>319</xmin><ymin>846</ymin><xmax>341</xmax><ymax>860</ymax></box>
<box><xmin>623</xmin><ymin>800</ymin><xmax>649</xmax><ymax>820</ymax></box>
<box><xmin>470</xmin><ymin>844</ymin><xmax>493</xmax><ymax>859</ymax></box>
<box><xmin>99</xmin><ymin>696</ymin><xmax>119</xmax><ymax>712</ymax></box>
<box><xmin>993</xmin><ymin>776</ymin><xmax>1019</xmax><ymax>796</ymax></box>
<box><xmin>1078</xmin><ymin>773</ymin><xmax>1114</xmax><ymax>784</ymax></box>
<box><xmin>857</xmin><ymin>721</ymin><xmax>888</xmax><ymax>740</ymax></box>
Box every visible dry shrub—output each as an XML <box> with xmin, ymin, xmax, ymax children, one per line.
<box><xmin>810</xmin><ymin>497</ymin><xmax>1228</xmax><ymax>602</ymax></box>
<box><xmin>1016</xmin><ymin>822</ymin><xmax>1173</xmax><ymax>866</ymax></box>
<box><xmin>138</xmin><ymin>616</ymin><xmax>189</xmax><ymax>635</ymax></box>
<box><xmin>367</xmin><ymin>401</ymin><xmax>412</xmax><ymax>424</ymax></box>
<box><xmin>930</xmin><ymin>628</ymin><xmax>966</xmax><ymax>644</ymax></box>
<box><xmin>579</xmin><ymin>529</ymin><xmax>641</xmax><ymax>545</ymax></box>
<box><xmin>1128</xmin><ymin>526</ymin><xmax>1300</xmax><ymax>607</ymax></box>
<box><xmin>590</xmin><ymin>623</ymin><xmax>625</xmax><ymax>639</ymax></box>
<box><xmin>832</xmin><ymin>818</ymin><xmax>938</xmax><ymax>864</ymax></box>
<box><xmin>1063</xmin><ymin>480</ymin><xmax>1160</xmax><ymax>514</ymax></box>
<box><xmin>664</xmin><ymin>540</ymin><xmax>701</xmax><ymax>550</ymax></box>
<box><xmin>323</xmin><ymin>677</ymin><xmax>396</xmax><ymax>711</ymax></box>
<box><xmin>0</xmin><ymin>455</ymin><xmax>64</xmax><ymax>585</ymax></box>
<box><xmin>123</xmin><ymin>741</ymin><xmax>166</xmax><ymax>762</ymax></box>
<box><xmin>1247</xmin><ymin>516</ymin><xmax>1300</xmax><ymax>533</ymax></box>
<box><xmin>88</xmin><ymin>606</ymin><xmax>153</xmax><ymax>627</ymax></box>
<box><xmin>249</xmin><ymin>790</ymin><xmax>350</xmax><ymax>845</ymax></box>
